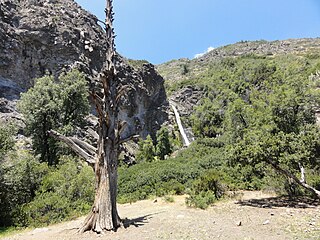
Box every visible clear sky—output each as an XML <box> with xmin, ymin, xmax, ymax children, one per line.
<box><xmin>75</xmin><ymin>0</ymin><xmax>320</xmax><ymax>64</ymax></box>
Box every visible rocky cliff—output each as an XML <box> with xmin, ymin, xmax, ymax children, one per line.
<box><xmin>0</xmin><ymin>0</ymin><xmax>168</xmax><ymax>138</ymax></box>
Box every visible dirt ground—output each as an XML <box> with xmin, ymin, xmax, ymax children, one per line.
<box><xmin>3</xmin><ymin>191</ymin><xmax>320</xmax><ymax>240</ymax></box>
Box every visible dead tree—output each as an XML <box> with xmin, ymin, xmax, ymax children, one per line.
<box><xmin>50</xmin><ymin>0</ymin><xmax>135</xmax><ymax>232</ymax></box>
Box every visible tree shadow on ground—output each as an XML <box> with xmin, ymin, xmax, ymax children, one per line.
<box><xmin>237</xmin><ymin>196</ymin><xmax>320</xmax><ymax>209</ymax></box>
<box><xmin>122</xmin><ymin>212</ymin><xmax>164</xmax><ymax>229</ymax></box>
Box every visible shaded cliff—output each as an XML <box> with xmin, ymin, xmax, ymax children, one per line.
<box><xmin>0</xmin><ymin>0</ymin><xmax>168</xmax><ymax>138</ymax></box>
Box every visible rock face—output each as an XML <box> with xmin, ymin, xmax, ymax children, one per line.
<box><xmin>168</xmin><ymin>86</ymin><xmax>204</xmax><ymax>142</ymax></box>
<box><xmin>0</xmin><ymin>0</ymin><xmax>106</xmax><ymax>89</ymax></box>
<box><xmin>0</xmin><ymin>0</ymin><xmax>168</xmax><ymax>138</ymax></box>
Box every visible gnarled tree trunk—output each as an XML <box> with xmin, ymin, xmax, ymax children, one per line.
<box><xmin>50</xmin><ymin>0</ymin><xmax>134</xmax><ymax>233</ymax></box>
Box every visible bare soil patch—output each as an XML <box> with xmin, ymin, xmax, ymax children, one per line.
<box><xmin>3</xmin><ymin>191</ymin><xmax>320</xmax><ymax>240</ymax></box>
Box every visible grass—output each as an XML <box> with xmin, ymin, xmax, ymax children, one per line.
<box><xmin>163</xmin><ymin>195</ymin><xmax>175</xmax><ymax>203</ymax></box>
<box><xmin>0</xmin><ymin>227</ymin><xmax>26</xmax><ymax>238</ymax></box>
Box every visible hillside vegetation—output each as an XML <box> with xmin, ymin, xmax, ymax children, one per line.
<box><xmin>156</xmin><ymin>39</ymin><xmax>320</xmax><ymax>201</ymax></box>
<box><xmin>2</xmin><ymin>39</ymin><xmax>320</xmax><ymax>233</ymax></box>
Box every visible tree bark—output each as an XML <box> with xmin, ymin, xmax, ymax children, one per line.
<box><xmin>79</xmin><ymin>144</ymin><xmax>121</xmax><ymax>232</ymax></box>
<box><xmin>78</xmin><ymin>0</ymin><xmax>123</xmax><ymax>232</ymax></box>
<box><xmin>51</xmin><ymin>0</ymin><xmax>125</xmax><ymax>233</ymax></box>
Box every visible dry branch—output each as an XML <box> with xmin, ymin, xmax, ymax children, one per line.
<box><xmin>48</xmin><ymin>130</ymin><xmax>96</xmax><ymax>168</ymax></box>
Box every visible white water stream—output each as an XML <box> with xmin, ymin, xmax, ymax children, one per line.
<box><xmin>170</xmin><ymin>103</ymin><xmax>191</xmax><ymax>147</ymax></box>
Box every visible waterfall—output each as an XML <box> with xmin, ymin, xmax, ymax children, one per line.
<box><xmin>170</xmin><ymin>102</ymin><xmax>191</xmax><ymax>147</ymax></box>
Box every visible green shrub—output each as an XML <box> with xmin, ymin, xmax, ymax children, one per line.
<box><xmin>163</xmin><ymin>195</ymin><xmax>175</xmax><ymax>203</ymax></box>
<box><xmin>24</xmin><ymin>192</ymin><xmax>71</xmax><ymax>226</ymax></box>
<box><xmin>118</xmin><ymin>140</ymin><xmax>226</xmax><ymax>203</ymax></box>
<box><xmin>186</xmin><ymin>190</ymin><xmax>216</xmax><ymax>209</ymax></box>
<box><xmin>0</xmin><ymin>150</ymin><xmax>49</xmax><ymax>227</ymax></box>
<box><xmin>23</xmin><ymin>156</ymin><xmax>94</xmax><ymax>227</ymax></box>
<box><xmin>186</xmin><ymin>169</ymin><xmax>226</xmax><ymax>209</ymax></box>
<box><xmin>0</xmin><ymin>123</ymin><xmax>15</xmax><ymax>158</ymax></box>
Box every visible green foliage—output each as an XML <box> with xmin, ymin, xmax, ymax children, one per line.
<box><xmin>18</xmin><ymin>70</ymin><xmax>89</xmax><ymax>165</ymax></box>
<box><xmin>126</xmin><ymin>59</ymin><xmax>149</xmax><ymax>69</ymax></box>
<box><xmin>136</xmin><ymin>127</ymin><xmax>174</xmax><ymax>162</ymax></box>
<box><xmin>23</xmin><ymin>156</ymin><xmax>94</xmax><ymax>227</ymax></box>
<box><xmin>191</xmin><ymin>98</ymin><xmax>224</xmax><ymax>138</ymax></box>
<box><xmin>0</xmin><ymin>151</ymin><xmax>49</xmax><ymax>227</ymax></box>
<box><xmin>0</xmin><ymin>123</ymin><xmax>15</xmax><ymax>158</ymax></box>
<box><xmin>118</xmin><ymin>139</ymin><xmax>226</xmax><ymax>203</ymax></box>
<box><xmin>136</xmin><ymin>135</ymin><xmax>156</xmax><ymax>163</ymax></box>
<box><xmin>181</xmin><ymin>64</ymin><xmax>189</xmax><ymax>75</ymax></box>
<box><xmin>0</xmin><ymin>152</ymin><xmax>94</xmax><ymax>228</ymax></box>
<box><xmin>159</xmin><ymin>51</ymin><xmax>320</xmax><ymax>200</ymax></box>
<box><xmin>185</xmin><ymin>190</ymin><xmax>216</xmax><ymax>210</ymax></box>
<box><xmin>186</xmin><ymin>169</ymin><xmax>226</xmax><ymax>209</ymax></box>
<box><xmin>178</xmin><ymin>54</ymin><xmax>320</xmax><ymax>194</ymax></box>
<box><xmin>23</xmin><ymin>157</ymin><xmax>94</xmax><ymax>226</ymax></box>
<box><xmin>155</xmin><ymin>127</ymin><xmax>172</xmax><ymax>160</ymax></box>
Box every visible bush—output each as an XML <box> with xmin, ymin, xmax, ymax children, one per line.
<box><xmin>186</xmin><ymin>169</ymin><xmax>226</xmax><ymax>209</ymax></box>
<box><xmin>0</xmin><ymin>151</ymin><xmax>49</xmax><ymax>227</ymax></box>
<box><xmin>118</xmin><ymin>140</ymin><xmax>226</xmax><ymax>203</ymax></box>
<box><xmin>0</xmin><ymin>123</ymin><xmax>15</xmax><ymax>158</ymax></box>
<box><xmin>23</xmin><ymin>156</ymin><xmax>94</xmax><ymax>227</ymax></box>
<box><xmin>186</xmin><ymin>190</ymin><xmax>216</xmax><ymax>209</ymax></box>
<box><xmin>163</xmin><ymin>195</ymin><xmax>175</xmax><ymax>203</ymax></box>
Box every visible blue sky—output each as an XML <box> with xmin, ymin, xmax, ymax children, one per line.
<box><xmin>75</xmin><ymin>0</ymin><xmax>320</xmax><ymax>64</ymax></box>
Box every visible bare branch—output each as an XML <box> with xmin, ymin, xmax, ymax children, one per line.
<box><xmin>87</xmin><ymin>128</ymin><xmax>99</xmax><ymax>140</ymax></box>
<box><xmin>116</xmin><ymin>85</ymin><xmax>131</xmax><ymax>104</ymax></box>
<box><xmin>299</xmin><ymin>162</ymin><xmax>306</xmax><ymax>184</ymax></box>
<box><xmin>118</xmin><ymin>134</ymin><xmax>139</xmax><ymax>145</ymax></box>
<box><xmin>49</xmin><ymin>130</ymin><xmax>96</xmax><ymax>168</ymax></box>
<box><xmin>70</xmin><ymin>137</ymin><xmax>97</xmax><ymax>155</ymax></box>
<box><xmin>266</xmin><ymin>159</ymin><xmax>320</xmax><ymax>198</ymax></box>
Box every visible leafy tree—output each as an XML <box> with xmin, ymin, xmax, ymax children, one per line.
<box><xmin>224</xmin><ymin>63</ymin><xmax>320</xmax><ymax>197</ymax></box>
<box><xmin>0</xmin><ymin>151</ymin><xmax>49</xmax><ymax>227</ymax></box>
<box><xmin>0</xmin><ymin>122</ymin><xmax>16</xmax><ymax>225</ymax></box>
<box><xmin>155</xmin><ymin>127</ymin><xmax>172</xmax><ymax>160</ymax></box>
<box><xmin>0</xmin><ymin>123</ymin><xmax>15</xmax><ymax>159</ymax></box>
<box><xmin>191</xmin><ymin>98</ymin><xmax>224</xmax><ymax>138</ymax></box>
<box><xmin>179</xmin><ymin>53</ymin><xmax>320</xmax><ymax>198</ymax></box>
<box><xmin>136</xmin><ymin>135</ymin><xmax>156</xmax><ymax>162</ymax></box>
<box><xmin>18</xmin><ymin>70</ymin><xmax>89</xmax><ymax>165</ymax></box>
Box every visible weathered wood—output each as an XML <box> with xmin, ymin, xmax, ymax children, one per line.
<box><xmin>78</xmin><ymin>0</ymin><xmax>123</xmax><ymax>232</ymax></box>
<box><xmin>48</xmin><ymin>130</ymin><xmax>95</xmax><ymax>168</ymax></box>
<box><xmin>119</xmin><ymin>134</ymin><xmax>139</xmax><ymax>145</ymax></box>
<box><xmin>266</xmin><ymin>159</ymin><xmax>320</xmax><ymax>198</ymax></box>
<box><xmin>52</xmin><ymin>0</ymin><xmax>128</xmax><ymax>232</ymax></box>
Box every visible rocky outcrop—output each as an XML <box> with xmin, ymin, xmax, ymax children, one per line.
<box><xmin>0</xmin><ymin>0</ymin><xmax>106</xmax><ymax>88</ymax></box>
<box><xmin>169</xmin><ymin>86</ymin><xmax>204</xmax><ymax>116</ymax></box>
<box><xmin>167</xmin><ymin>86</ymin><xmax>204</xmax><ymax>142</ymax></box>
<box><xmin>117</xmin><ymin>61</ymin><xmax>168</xmax><ymax>139</ymax></box>
<box><xmin>0</xmin><ymin>0</ymin><xmax>168</xmax><ymax>138</ymax></box>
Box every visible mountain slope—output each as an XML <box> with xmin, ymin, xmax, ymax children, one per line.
<box><xmin>158</xmin><ymin>38</ymin><xmax>320</xmax><ymax>86</ymax></box>
<box><xmin>158</xmin><ymin>38</ymin><xmax>320</xmax><ymax>123</ymax></box>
